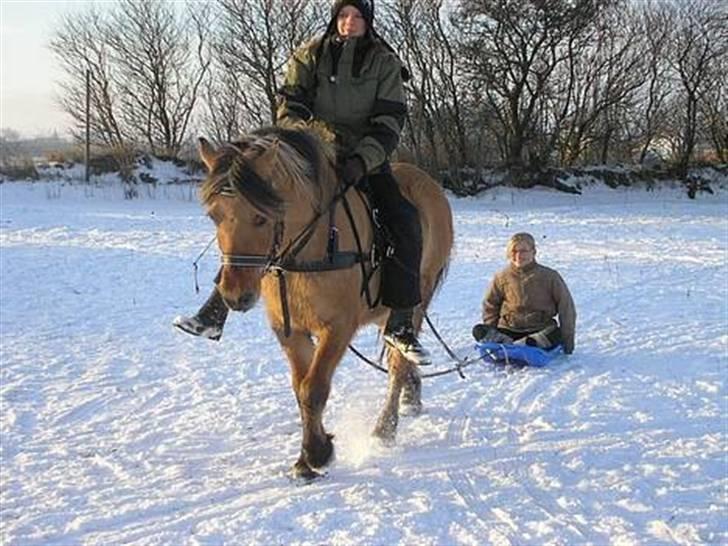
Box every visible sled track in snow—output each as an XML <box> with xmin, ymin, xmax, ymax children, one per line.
<box><xmin>500</xmin><ymin>371</ymin><xmax>593</xmax><ymax>540</ymax></box>
<box><xmin>444</xmin><ymin>414</ymin><xmax>513</xmax><ymax>542</ymax></box>
<box><xmin>441</xmin><ymin>380</ymin><xmax>596</xmax><ymax>540</ymax></box>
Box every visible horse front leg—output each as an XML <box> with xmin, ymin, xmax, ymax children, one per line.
<box><xmin>293</xmin><ymin>328</ymin><xmax>351</xmax><ymax>479</ymax></box>
<box><xmin>276</xmin><ymin>330</ymin><xmax>319</xmax><ymax>479</ymax></box>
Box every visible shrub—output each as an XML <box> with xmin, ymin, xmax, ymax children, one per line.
<box><xmin>0</xmin><ymin>158</ymin><xmax>39</xmax><ymax>180</ymax></box>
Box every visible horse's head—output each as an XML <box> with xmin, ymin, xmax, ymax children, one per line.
<box><xmin>197</xmin><ymin>129</ymin><xmax>331</xmax><ymax>312</ymax></box>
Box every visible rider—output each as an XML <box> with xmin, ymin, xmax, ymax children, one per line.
<box><xmin>174</xmin><ymin>0</ymin><xmax>431</xmax><ymax>365</ymax></box>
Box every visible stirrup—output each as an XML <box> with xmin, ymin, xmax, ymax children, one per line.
<box><xmin>172</xmin><ymin>315</ymin><xmax>222</xmax><ymax>341</ymax></box>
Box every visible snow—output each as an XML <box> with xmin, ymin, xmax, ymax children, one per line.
<box><xmin>1</xmin><ymin>178</ymin><xmax>726</xmax><ymax>545</ymax></box>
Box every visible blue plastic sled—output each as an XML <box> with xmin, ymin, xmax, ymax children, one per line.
<box><xmin>476</xmin><ymin>342</ymin><xmax>563</xmax><ymax>368</ymax></box>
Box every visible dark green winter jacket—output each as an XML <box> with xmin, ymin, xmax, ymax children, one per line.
<box><xmin>277</xmin><ymin>34</ymin><xmax>407</xmax><ymax>173</ymax></box>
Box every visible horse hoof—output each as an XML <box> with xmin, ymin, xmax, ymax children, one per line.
<box><xmin>373</xmin><ymin>413</ymin><xmax>398</xmax><ymax>444</ymax></box>
<box><xmin>372</xmin><ymin>423</ymin><xmax>396</xmax><ymax>447</ymax></box>
<box><xmin>373</xmin><ymin>431</ymin><xmax>396</xmax><ymax>448</ymax></box>
<box><xmin>307</xmin><ymin>433</ymin><xmax>335</xmax><ymax>469</ymax></box>
<box><xmin>291</xmin><ymin>460</ymin><xmax>324</xmax><ymax>483</ymax></box>
<box><xmin>400</xmin><ymin>402</ymin><xmax>423</xmax><ymax>417</ymax></box>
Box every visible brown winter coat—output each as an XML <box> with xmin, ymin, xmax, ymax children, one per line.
<box><xmin>482</xmin><ymin>261</ymin><xmax>576</xmax><ymax>353</ymax></box>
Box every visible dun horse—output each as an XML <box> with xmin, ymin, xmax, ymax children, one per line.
<box><xmin>197</xmin><ymin>126</ymin><xmax>453</xmax><ymax>479</ymax></box>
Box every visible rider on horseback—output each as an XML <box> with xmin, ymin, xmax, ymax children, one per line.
<box><xmin>174</xmin><ymin>0</ymin><xmax>431</xmax><ymax>365</ymax></box>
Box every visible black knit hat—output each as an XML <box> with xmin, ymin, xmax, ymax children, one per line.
<box><xmin>330</xmin><ymin>0</ymin><xmax>374</xmax><ymax>30</ymax></box>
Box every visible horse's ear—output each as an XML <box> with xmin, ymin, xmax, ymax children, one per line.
<box><xmin>198</xmin><ymin>137</ymin><xmax>218</xmax><ymax>171</ymax></box>
<box><xmin>255</xmin><ymin>138</ymin><xmax>280</xmax><ymax>179</ymax></box>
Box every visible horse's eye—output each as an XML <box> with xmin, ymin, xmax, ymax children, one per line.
<box><xmin>253</xmin><ymin>214</ymin><xmax>267</xmax><ymax>227</ymax></box>
<box><xmin>207</xmin><ymin>212</ymin><xmax>220</xmax><ymax>226</ymax></box>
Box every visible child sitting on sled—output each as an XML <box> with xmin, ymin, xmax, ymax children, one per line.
<box><xmin>472</xmin><ymin>232</ymin><xmax>576</xmax><ymax>354</ymax></box>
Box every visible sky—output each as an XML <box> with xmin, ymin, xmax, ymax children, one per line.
<box><xmin>0</xmin><ymin>1</ymin><xmax>89</xmax><ymax>138</ymax></box>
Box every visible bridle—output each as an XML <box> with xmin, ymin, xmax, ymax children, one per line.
<box><xmin>215</xmin><ymin>172</ymin><xmax>377</xmax><ymax>337</ymax></box>
<box><xmin>220</xmin><ymin>219</ymin><xmax>285</xmax><ymax>270</ymax></box>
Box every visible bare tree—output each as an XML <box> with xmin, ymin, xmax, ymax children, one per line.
<box><xmin>629</xmin><ymin>1</ymin><xmax>674</xmax><ymax>164</ymax></box>
<box><xmin>455</xmin><ymin>0</ymin><xmax>603</xmax><ymax>169</ymax></box>
<box><xmin>202</xmin><ymin>69</ymin><xmax>251</xmax><ymax>143</ymax></box>
<box><xmin>50</xmin><ymin>7</ymin><xmax>126</xmax><ymax>148</ymax></box>
<box><xmin>204</xmin><ymin>0</ymin><xmax>323</xmax><ymax>139</ymax></box>
<box><xmin>382</xmin><ymin>0</ymin><xmax>473</xmax><ymax>178</ymax></box>
<box><xmin>666</xmin><ymin>0</ymin><xmax>727</xmax><ymax>175</ymax></box>
<box><xmin>698</xmin><ymin>54</ymin><xmax>727</xmax><ymax>162</ymax></box>
<box><xmin>105</xmin><ymin>0</ymin><xmax>211</xmax><ymax>157</ymax></box>
<box><xmin>554</xmin><ymin>2</ymin><xmax>646</xmax><ymax>165</ymax></box>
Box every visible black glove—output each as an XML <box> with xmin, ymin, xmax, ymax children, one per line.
<box><xmin>472</xmin><ymin>323</ymin><xmax>489</xmax><ymax>341</ymax></box>
<box><xmin>339</xmin><ymin>155</ymin><xmax>366</xmax><ymax>188</ymax></box>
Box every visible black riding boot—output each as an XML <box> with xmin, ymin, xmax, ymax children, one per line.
<box><xmin>383</xmin><ymin>307</ymin><xmax>431</xmax><ymax>365</ymax></box>
<box><xmin>173</xmin><ymin>288</ymin><xmax>229</xmax><ymax>341</ymax></box>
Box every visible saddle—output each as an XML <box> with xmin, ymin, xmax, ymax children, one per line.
<box><xmin>325</xmin><ymin>175</ymin><xmax>391</xmax><ymax>309</ymax></box>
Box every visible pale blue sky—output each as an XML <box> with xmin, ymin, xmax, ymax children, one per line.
<box><xmin>1</xmin><ymin>1</ymin><xmax>92</xmax><ymax>138</ymax></box>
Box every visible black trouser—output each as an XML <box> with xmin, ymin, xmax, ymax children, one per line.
<box><xmin>499</xmin><ymin>327</ymin><xmax>562</xmax><ymax>347</ymax></box>
<box><xmin>366</xmin><ymin>166</ymin><xmax>422</xmax><ymax>309</ymax></box>
<box><xmin>472</xmin><ymin>323</ymin><xmax>562</xmax><ymax>347</ymax></box>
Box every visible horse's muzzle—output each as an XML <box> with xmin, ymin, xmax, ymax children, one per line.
<box><xmin>224</xmin><ymin>291</ymin><xmax>257</xmax><ymax>312</ymax></box>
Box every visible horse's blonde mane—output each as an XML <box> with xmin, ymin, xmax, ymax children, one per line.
<box><xmin>256</xmin><ymin>133</ymin><xmax>319</xmax><ymax>205</ymax></box>
<box><xmin>200</xmin><ymin>126</ymin><xmax>337</xmax><ymax>213</ymax></box>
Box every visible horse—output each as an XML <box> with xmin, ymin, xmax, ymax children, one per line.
<box><xmin>197</xmin><ymin>126</ymin><xmax>453</xmax><ymax>479</ymax></box>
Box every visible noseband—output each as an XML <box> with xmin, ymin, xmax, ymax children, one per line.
<box><xmin>220</xmin><ymin>220</ymin><xmax>285</xmax><ymax>271</ymax></box>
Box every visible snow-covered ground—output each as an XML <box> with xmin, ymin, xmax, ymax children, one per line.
<box><xmin>1</xmin><ymin>179</ymin><xmax>726</xmax><ymax>545</ymax></box>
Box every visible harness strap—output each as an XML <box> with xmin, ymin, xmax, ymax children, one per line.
<box><xmin>281</xmin><ymin>251</ymin><xmax>365</xmax><ymax>272</ymax></box>
<box><xmin>275</xmin><ymin>269</ymin><xmax>292</xmax><ymax>338</ymax></box>
<box><xmin>282</xmin><ymin>219</ymin><xmax>320</xmax><ymax>262</ymax></box>
<box><xmin>221</xmin><ymin>255</ymin><xmax>271</xmax><ymax>267</ymax></box>
<box><xmin>340</xmin><ymin>191</ymin><xmax>379</xmax><ymax>309</ymax></box>
<box><xmin>347</xmin><ymin>311</ymin><xmax>481</xmax><ymax>380</ymax></box>
<box><xmin>354</xmin><ymin>187</ymin><xmax>383</xmax><ymax>304</ymax></box>
<box><xmin>193</xmin><ymin>235</ymin><xmax>217</xmax><ymax>293</ymax></box>
<box><xmin>327</xmin><ymin>202</ymin><xmax>338</xmax><ymax>263</ymax></box>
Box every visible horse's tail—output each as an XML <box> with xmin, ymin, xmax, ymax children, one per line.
<box><xmin>431</xmin><ymin>258</ymin><xmax>451</xmax><ymax>301</ymax></box>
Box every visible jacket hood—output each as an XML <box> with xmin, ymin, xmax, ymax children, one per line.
<box><xmin>325</xmin><ymin>0</ymin><xmax>374</xmax><ymax>38</ymax></box>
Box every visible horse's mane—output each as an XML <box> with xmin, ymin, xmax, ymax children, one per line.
<box><xmin>200</xmin><ymin>125</ymin><xmax>337</xmax><ymax>214</ymax></box>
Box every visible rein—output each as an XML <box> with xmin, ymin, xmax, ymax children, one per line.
<box><xmin>347</xmin><ymin>311</ymin><xmax>481</xmax><ymax>380</ymax></box>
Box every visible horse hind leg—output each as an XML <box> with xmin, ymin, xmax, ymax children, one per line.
<box><xmin>396</xmin><ymin>300</ymin><xmax>432</xmax><ymax>416</ymax></box>
<box><xmin>399</xmin><ymin>281</ymin><xmax>440</xmax><ymax>416</ymax></box>
<box><xmin>399</xmin><ymin>365</ymin><xmax>422</xmax><ymax>416</ymax></box>
<box><xmin>373</xmin><ymin>348</ymin><xmax>412</xmax><ymax>443</ymax></box>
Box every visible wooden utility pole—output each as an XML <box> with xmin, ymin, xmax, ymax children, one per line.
<box><xmin>85</xmin><ymin>69</ymin><xmax>90</xmax><ymax>182</ymax></box>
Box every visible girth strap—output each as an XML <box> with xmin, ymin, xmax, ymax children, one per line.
<box><xmin>280</xmin><ymin>251</ymin><xmax>365</xmax><ymax>272</ymax></box>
